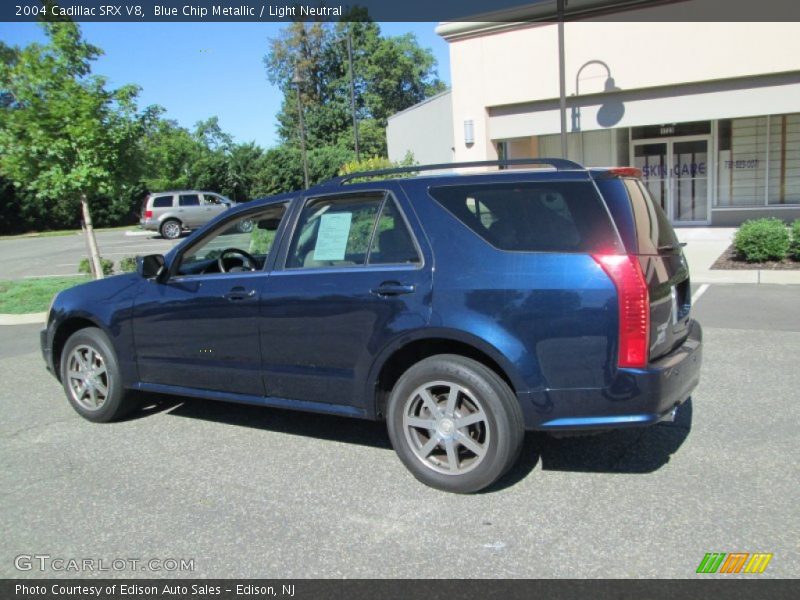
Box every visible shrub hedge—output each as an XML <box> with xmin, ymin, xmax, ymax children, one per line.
<box><xmin>117</xmin><ymin>256</ymin><xmax>137</xmax><ymax>273</ymax></box>
<box><xmin>791</xmin><ymin>219</ymin><xmax>800</xmax><ymax>260</ymax></box>
<box><xmin>78</xmin><ymin>257</ymin><xmax>114</xmax><ymax>276</ymax></box>
<box><xmin>732</xmin><ymin>218</ymin><xmax>790</xmax><ymax>262</ymax></box>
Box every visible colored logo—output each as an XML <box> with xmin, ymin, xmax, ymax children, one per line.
<box><xmin>696</xmin><ymin>552</ymin><xmax>773</xmax><ymax>574</ymax></box>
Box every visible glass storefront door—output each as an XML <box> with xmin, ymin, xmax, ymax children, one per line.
<box><xmin>633</xmin><ymin>137</ymin><xmax>711</xmax><ymax>224</ymax></box>
<box><xmin>634</xmin><ymin>142</ymin><xmax>669</xmax><ymax>214</ymax></box>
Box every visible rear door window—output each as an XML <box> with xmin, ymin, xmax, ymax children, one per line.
<box><xmin>179</xmin><ymin>194</ymin><xmax>201</xmax><ymax>207</ymax></box>
<box><xmin>287</xmin><ymin>193</ymin><xmax>384</xmax><ymax>269</ymax></box>
<box><xmin>368</xmin><ymin>198</ymin><xmax>420</xmax><ymax>265</ymax></box>
<box><xmin>287</xmin><ymin>193</ymin><xmax>420</xmax><ymax>269</ymax></box>
<box><xmin>429</xmin><ymin>181</ymin><xmax>622</xmax><ymax>253</ymax></box>
<box><xmin>152</xmin><ymin>196</ymin><xmax>173</xmax><ymax>208</ymax></box>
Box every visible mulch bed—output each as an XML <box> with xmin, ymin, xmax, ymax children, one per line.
<box><xmin>711</xmin><ymin>244</ymin><xmax>800</xmax><ymax>270</ymax></box>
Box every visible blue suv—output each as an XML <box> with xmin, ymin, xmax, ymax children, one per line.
<box><xmin>41</xmin><ymin>159</ymin><xmax>702</xmax><ymax>493</ymax></box>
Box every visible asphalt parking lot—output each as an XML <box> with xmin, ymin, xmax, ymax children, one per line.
<box><xmin>0</xmin><ymin>230</ymin><xmax>177</xmax><ymax>280</ymax></box>
<box><xmin>0</xmin><ymin>283</ymin><xmax>797</xmax><ymax>578</ymax></box>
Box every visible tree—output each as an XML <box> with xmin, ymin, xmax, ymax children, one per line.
<box><xmin>264</xmin><ymin>19</ymin><xmax>445</xmax><ymax>162</ymax></box>
<box><xmin>253</xmin><ymin>143</ymin><xmax>351</xmax><ymax>197</ymax></box>
<box><xmin>194</xmin><ymin>116</ymin><xmax>233</xmax><ymax>152</ymax></box>
<box><xmin>139</xmin><ymin>116</ymin><xmax>264</xmax><ymax>202</ymax></box>
<box><xmin>0</xmin><ymin>21</ymin><xmax>148</xmax><ymax>277</ymax></box>
<box><xmin>224</xmin><ymin>142</ymin><xmax>264</xmax><ymax>201</ymax></box>
<box><xmin>139</xmin><ymin>117</ymin><xmax>203</xmax><ymax>192</ymax></box>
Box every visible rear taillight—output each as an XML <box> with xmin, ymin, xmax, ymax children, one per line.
<box><xmin>144</xmin><ymin>210</ymin><xmax>153</xmax><ymax>218</ymax></box>
<box><xmin>607</xmin><ymin>167</ymin><xmax>642</xmax><ymax>178</ymax></box>
<box><xmin>592</xmin><ymin>254</ymin><xmax>650</xmax><ymax>369</ymax></box>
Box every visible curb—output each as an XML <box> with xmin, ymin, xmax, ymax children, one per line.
<box><xmin>692</xmin><ymin>270</ymin><xmax>800</xmax><ymax>285</ymax></box>
<box><xmin>0</xmin><ymin>312</ymin><xmax>47</xmax><ymax>326</ymax></box>
<box><xmin>124</xmin><ymin>230</ymin><xmax>154</xmax><ymax>237</ymax></box>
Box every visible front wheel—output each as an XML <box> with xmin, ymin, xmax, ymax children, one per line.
<box><xmin>60</xmin><ymin>327</ymin><xmax>138</xmax><ymax>422</ymax></box>
<box><xmin>386</xmin><ymin>355</ymin><xmax>524</xmax><ymax>493</ymax></box>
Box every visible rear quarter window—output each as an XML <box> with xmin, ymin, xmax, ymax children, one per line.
<box><xmin>179</xmin><ymin>194</ymin><xmax>201</xmax><ymax>207</ymax></box>
<box><xmin>428</xmin><ymin>181</ymin><xmax>622</xmax><ymax>253</ymax></box>
<box><xmin>152</xmin><ymin>196</ymin><xmax>173</xmax><ymax>208</ymax></box>
<box><xmin>624</xmin><ymin>179</ymin><xmax>680</xmax><ymax>254</ymax></box>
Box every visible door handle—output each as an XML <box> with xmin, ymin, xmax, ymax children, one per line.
<box><xmin>370</xmin><ymin>282</ymin><xmax>416</xmax><ymax>297</ymax></box>
<box><xmin>224</xmin><ymin>287</ymin><xmax>257</xmax><ymax>301</ymax></box>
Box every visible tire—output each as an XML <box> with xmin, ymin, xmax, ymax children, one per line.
<box><xmin>236</xmin><ymin>219</ymin><xmax>254</xmax><ymax>233</ymax></box>
<box><xmin>160</xmin><ymin>219</ymin><xmax>182</xmax><ymax>240</ymax></box>
<box><xmin>386</xmin><ymin>354</ymin><xmax>525</xmax><ymax>493</ymax></box>
<box><xmin>59</xmin><ymin>327</ymin><xmax>138</xmax><ymax>423</ymax></box>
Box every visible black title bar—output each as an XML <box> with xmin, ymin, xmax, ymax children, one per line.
<box><xmin>3</xmin><ymin>0</ymin><xmax>800</xmax><ymax>23</ymax></box>
<box><xmin>2</xmin><ymin>579</ymin><xmax>798</xmax><ymax>600</ymax></box>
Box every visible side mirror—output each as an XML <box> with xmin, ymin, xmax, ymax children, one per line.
<box><xmin>137</xmin><ymin>254</ymin><xmax>166</xmax><ymax>280</ymax></box>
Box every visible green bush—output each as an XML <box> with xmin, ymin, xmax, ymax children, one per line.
<box><xmin>791</xmin><ymin>219</ymin><xmax>800</xmax><ymax>260</ymax></box>
<box><xmin>733</xmin><ymin>218</ymin><xmax>790</xmax><ymax>262</ymax></box>
<box><xmin>78</xmin><ymin>257</ymin><xmax>114</xmax><ymax>276</ymax></box>
<box><xmin>248</xmin><ymin>227</ymin><xmax>276</xmax><ymax>255</ymax></box>
<box><xmin>117</xmin><ymin>256</ymin><xmax>137</xmax><ymax>272</ymax></box>
<box><xmin>338</xmin><ymin>153</ymin><xmax>417</xmax><ymax>182</ymax></box>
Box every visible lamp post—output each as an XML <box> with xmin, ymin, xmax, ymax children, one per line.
<box><xmin>293</xmin><ymin>67</ymin><xmax>310</xmax><ymax>189</ymax></box>
<box><xmin>345</xmin><ymin>27</ymin><xmax>360</xmax><ymax>162</ymax></box>
<box><xmin>557</xmin><ymin>0</ymin><xmax>567</xmax><ymax>159</ymax></box>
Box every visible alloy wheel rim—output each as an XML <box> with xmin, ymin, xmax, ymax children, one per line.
<box><xmin>66</xmin><ymin>345</ymin><xmax>109</xmax><ymax>411</ymax></box>
<box><xmin>403</xmin><ymin>380</ymin><xmax>490</xmax><ymax>475</ymax></box>
<box><xmin>164</xmin><ymin>222</ymin><xmax>180</xmax><ymax>238</ymax></box>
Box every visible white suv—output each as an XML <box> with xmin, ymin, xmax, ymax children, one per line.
<box><xmin>139</xmin><ymin>191</ymin><xmax>235</xmax><ymax>239</ymax></box>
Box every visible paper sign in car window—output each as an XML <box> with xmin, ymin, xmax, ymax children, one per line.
<box><xmin>313</xmin><ymin>212</ymin><xmax>353</xmax><ymax>261</ymax></box>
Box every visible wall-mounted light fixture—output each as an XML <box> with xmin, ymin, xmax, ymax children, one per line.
<box><xmin>572</xmin><ymin>60</ymin><xmax>624</xmax><ymax>132</ymax></box>
<box><xmin>463</xmin><ymin>119</ymin><xmax>475</xmax><ymax>146</ymax></box>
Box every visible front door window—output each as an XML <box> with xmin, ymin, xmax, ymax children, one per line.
<box><xmin>177</xmin><ymin>204</ymin><xmax>287</xmax><ymax>276</ymax></box>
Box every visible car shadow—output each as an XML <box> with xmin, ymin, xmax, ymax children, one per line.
<box><xmin>486</xmin><ymin>399</ymin><xmax>694</xmax><ymax>492</ymax></box>
<box><xmin>157</xmin><ymin>232</ymin><xmax>188</xmax><ymax>241</ymax></box>
<box><xmin>136</xmin><ymin>394</ymin><xmax>393</xmax><ymax>450</ymax></box>
<box><xmin>131</xmin><ymin>394</ymin><xmax>692</xmax><ymax>493</ymax></box>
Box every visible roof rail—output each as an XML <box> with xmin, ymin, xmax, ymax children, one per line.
<box><xmin>322</xmin><ymin>158</ymin><xmax>586</xmax><ymax>186</ymax></box>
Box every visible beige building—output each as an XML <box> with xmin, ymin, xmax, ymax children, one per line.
<box><xmin>388</xmin><ymin>6</ymin><xmax>800</xmax><ymax>225</ymax></box>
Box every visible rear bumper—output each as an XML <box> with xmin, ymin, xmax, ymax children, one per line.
<box><xmin>139</xmin><ymin>218</ymin><xmax>158</xmax><ymax>231</ymax></box>
<box><xmin>528</xmin><ymin>319</ymin><xmax>702</xmax><ymax>431</ymax></box>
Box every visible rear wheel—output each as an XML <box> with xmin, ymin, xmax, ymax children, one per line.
<box><xmin>60</xmin><ymin>327</ymin><xmax>138</xmax><ymax>422</ymax></box>
<box><xmin>386</xmin><ymin>355</ymin><xmax>524</xmax><ymax>493</ymax></box>
<box><xmin>236</xmin><ymin>219</ymin><xmax>254</xmax><ymax>233</ymax></box>
<box><xmin>160</xmin><ymin>219</ymin><xmax>182</xmax><ymax>240</ymax></box>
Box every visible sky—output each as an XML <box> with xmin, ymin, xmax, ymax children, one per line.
<box><xmin>0</xmin><ymin>21</ymin><xmax>451</xmax><ymax>149</ymax></box>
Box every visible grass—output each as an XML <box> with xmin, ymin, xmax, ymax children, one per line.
<box><xmin>0</xmin><ymin>276</ymin><xmax>91</xmax><ymax>314</ymax></box>
<box><xmin>0</xmin><ymin>225</ymin><xmax>135</xmax><ymax>241</ymax></box>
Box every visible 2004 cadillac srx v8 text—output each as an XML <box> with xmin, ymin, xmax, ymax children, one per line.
<box><xmin>41</xmin><ymin>159</ymin><xmax>702</xmax><ymax>493</ymax></box>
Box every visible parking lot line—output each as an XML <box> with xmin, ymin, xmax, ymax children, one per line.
<box><xmin>22</xmin><ymin>273</ymin><xmax>85</xmax><ymax>279</ymax></box>
<box><xmin>691</xmin><ymin>283</ymin><xmax>710</xmax><ymax>304</ymax></box>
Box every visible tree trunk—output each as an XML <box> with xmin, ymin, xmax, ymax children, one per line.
<box><xmin>80</xmin><ymin>194</ymin><xmax>104</xmax><ymax>280</ymax></box>
<box><xmin>79</xmin><ymin>217</ymin><xmax>97</xmax><ymax>278</ymax></box>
